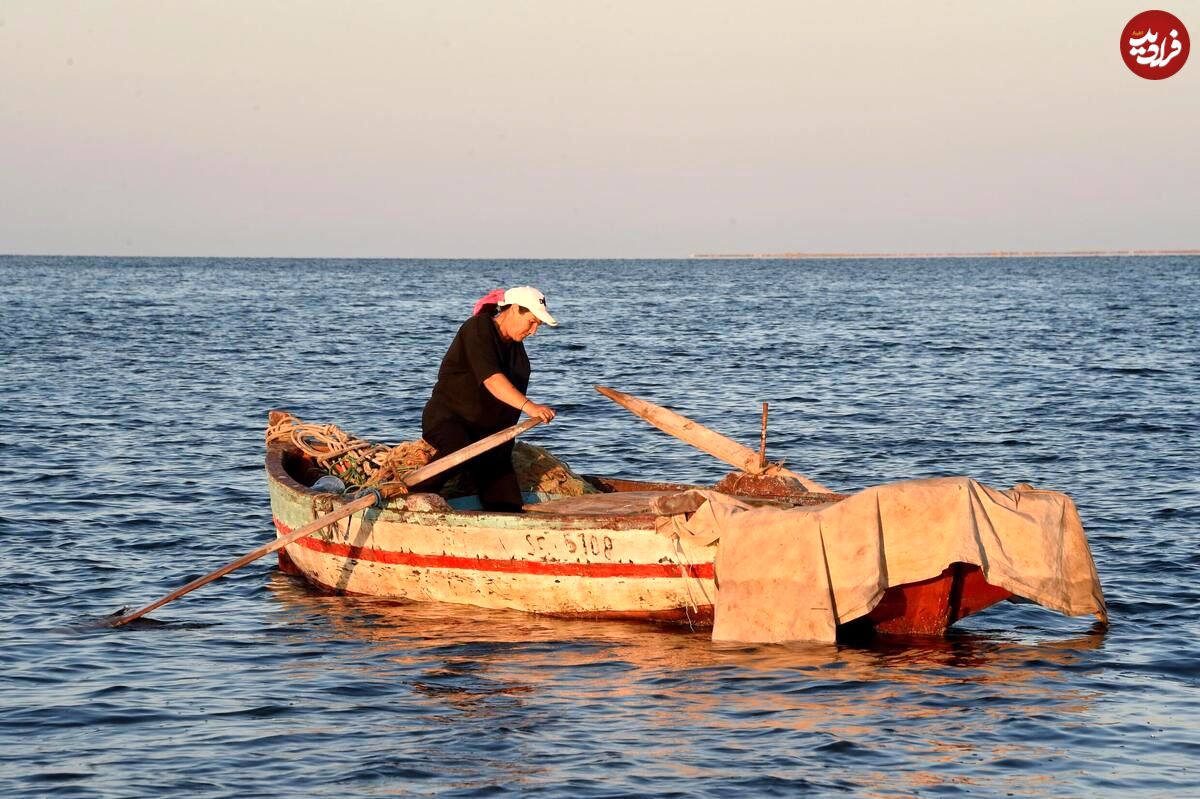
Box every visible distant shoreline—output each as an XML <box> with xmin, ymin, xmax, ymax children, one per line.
<box><xmin>3</xmin><ymin>250</ymin><xmax>1198</xmax><ymax>261</ymax></box>
<box><xmin>691</xmin><ymin>249</ymin><xmax>1200</xmax><ymax>260</ymax></box>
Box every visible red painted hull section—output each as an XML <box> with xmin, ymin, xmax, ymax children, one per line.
<box><xmin>867</xmin><ymin>563</ymin><xmax>1013</xmax><ymax>635</ymax></box>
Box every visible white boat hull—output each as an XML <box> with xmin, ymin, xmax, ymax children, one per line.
<box><xmin>268</xmin><ymin>477</ymin><xmax>717</xmax><ymax>622</ymax></box>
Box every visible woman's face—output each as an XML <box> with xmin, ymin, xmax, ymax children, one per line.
<box><xmin>497</xmin><ymin>306</ymin><xmax>541</xmax><ymax>342</ymax></box>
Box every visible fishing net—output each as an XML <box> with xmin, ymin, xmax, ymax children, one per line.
<box><xmin>265</xmin><ymin>412</ymin><xmax>596</xmax><ymax>497</ymax></box>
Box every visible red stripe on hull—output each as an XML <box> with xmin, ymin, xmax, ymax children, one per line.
<box><xmin>274</xmin><ymin>518</ymin><xmax>715</xmax><ymax>580</ymax></box>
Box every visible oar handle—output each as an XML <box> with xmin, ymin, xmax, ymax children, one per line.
<box><xmin>107</xmin><ymin>417</ymin><xmax>543</xmax><ymax>628</ymax></box>
<box><xmin>399</xmin><ymin>417</ymin><xmax>541</xmax><ymax>488</ymax></box>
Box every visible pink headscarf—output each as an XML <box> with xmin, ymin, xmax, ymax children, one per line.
<box><xmin>472</xmin><ymin>288</ymin><xmax>506</xmax><ymax>316</ymax></box>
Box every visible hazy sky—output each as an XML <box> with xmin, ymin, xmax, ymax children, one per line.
<box><xmin>1</xmin><ymin>1</ymin><xmax>1196</xmax><ymax>257</ymax></box>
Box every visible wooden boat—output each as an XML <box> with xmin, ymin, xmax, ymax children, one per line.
<box><xmin>266</xmin><ymin>416</ymin><xmax>1023</xmax><ymax>638</ymax></box>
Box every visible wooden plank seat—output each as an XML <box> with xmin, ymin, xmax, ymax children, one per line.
<box><xmin>523</xmin><ymin>490</ymin><xmax>686</xmax><ymax>516</ymax></box>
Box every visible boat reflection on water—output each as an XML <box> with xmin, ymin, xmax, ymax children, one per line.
<box><xmin>265</xmin><ymin>571</ymin><xmax>1105</xmax><ymax>668</ymax></box>
<box><xmin>265</xmin><ymin>573</ymin><xmax>1109</xmax><ymax>796</ymax></box>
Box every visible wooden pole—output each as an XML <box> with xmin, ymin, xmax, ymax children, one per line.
<box><xmin>107</xmin><ymin>417</ymin><xmax>542</xmax><ymax>627</ymax></box>
<box><xmin>759</xmin><ymin>402</ymin><xmax>769</xmax><ymax>470</ymax></box>
<box><xmin>397</xmin><ymin>417</ymin><xmax>541</xmax><ymax>487</ymax></box>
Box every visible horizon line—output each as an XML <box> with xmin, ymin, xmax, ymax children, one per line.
<box><xmin>2</xmin><ymin>249</ymin><xmax>1199</xmax><ymax>261</ymax></box>
<box><xmin>691</xmin><ymin>249</ymin><xmax>1200</xmax><ymax>260</ymax></box>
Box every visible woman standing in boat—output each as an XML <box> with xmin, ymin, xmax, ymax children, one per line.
<box><xmin>421</xmin><ymin>286</ymin><xmax>558</xmax><ymax>512</ymax></box>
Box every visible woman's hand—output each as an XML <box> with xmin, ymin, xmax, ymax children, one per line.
<box><xmin>522</xmin><ymin>401</ymin><xmax>556</xmax><ymax>423</ymax></box>
<box><xmin>482</xmin><ymin>374</ymin><xmax>556</xmax><ymax>423</ymax></box>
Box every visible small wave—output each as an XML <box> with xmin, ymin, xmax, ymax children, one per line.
<box><xmin>1088</xmin><ymin>365</ymin><xmax>1171</xmax><ymax>375</ymax></box>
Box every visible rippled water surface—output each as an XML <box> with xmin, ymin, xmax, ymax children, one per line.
<box><xmin>1</xmin><ymin>256</ymin><xmax>1198</xmax><ymax>798</ymax></box>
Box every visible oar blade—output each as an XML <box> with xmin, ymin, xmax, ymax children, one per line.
<box><xmin>107</xmin><ymin>416</ymin><xmax>544</xmax><ymax>627</ymax></box>
<box><xmin>595</xmin><ymin>385</ymin><xmax>833</xmax><ymax>493</ymax></box>
<box><xmin>595</xmin><ymin>385</ymin><xmax>764</xmax><ymax>474</ymax></box>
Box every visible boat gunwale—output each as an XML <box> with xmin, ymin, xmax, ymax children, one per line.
<box><xmin>266</xmin><ymin>440</ymin><xmax>699</xmax><ymax>530</ymax></box>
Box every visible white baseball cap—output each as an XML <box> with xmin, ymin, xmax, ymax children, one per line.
<box><xmin>498</xmin><ymin>286</ymin><xmax>558</xmax><ymax>327</ymax></box>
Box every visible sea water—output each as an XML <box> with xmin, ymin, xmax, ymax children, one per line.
<box><xmin>0</xmin><ymin>255</ymin><xmax>1197</xmax><ymax>797</ymax></box>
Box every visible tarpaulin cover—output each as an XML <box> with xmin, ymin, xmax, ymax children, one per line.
<box><xmin>654</xmin><ymin>477</ymin><xmax>1107</xmax><ymax>643</ymax></box>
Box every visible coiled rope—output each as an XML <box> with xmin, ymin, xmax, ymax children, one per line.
<box><xmin>265</xmin><ymin>413</ymin><xmax>435</xmax><ymax>488</ymax></box>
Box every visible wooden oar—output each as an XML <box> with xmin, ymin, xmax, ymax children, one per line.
<box><xmin>107</xmin><ymin>417</ymin><xmax>542</xmax><ymax>628</ymax></box>
<box><xmin>595</xmin><ymin>385</ymin><xmax>830</xmax><ymax>493</ymax></box>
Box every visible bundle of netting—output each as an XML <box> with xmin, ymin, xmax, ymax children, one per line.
<box><xmin>265</xmin><ymin>412</ymin><xmax>597</xmax><ymax>497</ymax></box>
<box><xmin>265</xmin><ymin>412</ymin><xmax>435</xmax><ymax>488</ymax></box>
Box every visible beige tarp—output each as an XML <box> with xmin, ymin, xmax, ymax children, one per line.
<box><xmin>654</xmin><ymin>477</ymin><xmax>1107</xmax><ymax>644</ymax></box>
